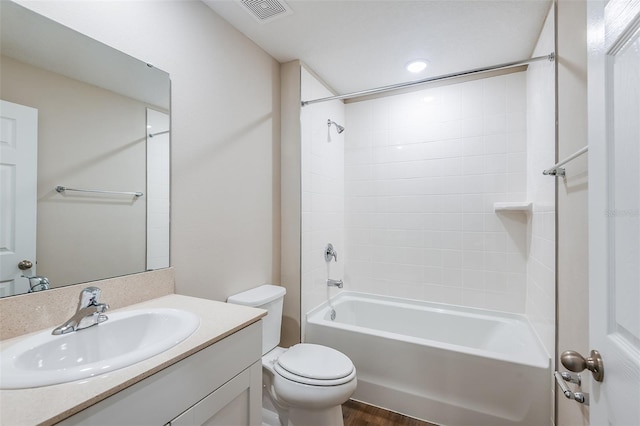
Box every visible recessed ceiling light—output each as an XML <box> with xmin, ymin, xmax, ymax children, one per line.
<box><xmin>406</xmin><ymin>60</ymin><xmax>428</xmax><ymax>73</ymax></box>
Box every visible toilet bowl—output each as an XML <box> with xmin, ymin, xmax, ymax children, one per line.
<box><xmin>227</xmin><ymin>285</ymin><xmax>357</xmax><ymax>426</ymax></box>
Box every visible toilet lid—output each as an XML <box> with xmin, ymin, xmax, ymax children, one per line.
<box><xmin>276</xmin><ymin>343</ymin><xmax>354</xmax><ymax>382</ymax></box>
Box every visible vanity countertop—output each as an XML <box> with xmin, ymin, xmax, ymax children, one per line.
<box><xmin>0</xmin><ymin>294</ymin><xmax>266</xmax><ymax>426</ymax></box>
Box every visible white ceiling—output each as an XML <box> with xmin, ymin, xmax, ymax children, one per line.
<box><xmin>203</xmin><ymin>0</ymin><xmax>553</xmax><ymax>96</ymax></box>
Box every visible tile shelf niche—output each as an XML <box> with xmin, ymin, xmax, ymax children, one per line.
<box><xmin>493</xmin><ymin>201</ymin><xmax>533</xmax><ymax>214</ymax></box>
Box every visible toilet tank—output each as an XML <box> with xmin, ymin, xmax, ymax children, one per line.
<box><xmin>227</xmin><ymin>285</ymin><xmax>286</xmax><ymax>355</ymax></box>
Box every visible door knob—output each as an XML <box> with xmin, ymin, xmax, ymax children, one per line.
<box><xmin>18</xmin><ymin>260</ymin><xmax>33</xmax><ymax>270</ymax></box>
<box><xmin>560</xmin><ymin>349</ymin><xmax>604</xmax><ymax>382</ymax></box>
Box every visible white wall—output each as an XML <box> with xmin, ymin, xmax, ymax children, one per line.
<box><xmin>280</xmin><ymin>60</ymin><xmax>302</xmax><ymax>346</ymax></box>
<box><xmin>343</xmin><ymin>72</ymin><xmax>529</xmax><ymax>312</ymax></box>
<box><xmin>15</xmin><ymin>0</ymin><xmax>282</xmax><ymax>301</ymax></box>
<box><xmin>300</xmin><ymin>67</ymin><xmax>345</xmax><ymax>329</ymax></box>
<box><xmin>556</xmin><ymin>0</ymin><xmax>590</xmax><ymax>424</ymax></box>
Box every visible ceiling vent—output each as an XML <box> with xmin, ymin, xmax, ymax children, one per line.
<box><xmin>239</xmin><ymin>0</ymin><xmax>293</xmax><ymax>24</ymax></box>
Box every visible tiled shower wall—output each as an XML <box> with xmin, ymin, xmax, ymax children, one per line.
<box><xmin>300</xmin><ymin>67</ymin><xmax>345</xmax><ymax>330</ymax></box>
<box><xmin>525</xmin><ymin>5</ymin><xmax>556</xmax><ymax>356</ymax></box>
<box><xmin>344</xmin><ymin>72</ymin><xmax>530</xmax><ymax>313</ymax></box>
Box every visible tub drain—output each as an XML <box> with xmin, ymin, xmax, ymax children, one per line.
<box><xmin>330</xmin><ymin>308</ymin><xmax>336</xmax><ymax>321</ymax></box>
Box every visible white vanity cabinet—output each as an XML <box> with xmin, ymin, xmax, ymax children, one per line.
<box><xmin>59</xmin><ymin>321</ymin><xmax>262</xmax><ymax>426</ymax></box>
<box><xmin>168</xmin><ymin>362</ymin><xmax>260</xmax><ymax>426</ymax></box>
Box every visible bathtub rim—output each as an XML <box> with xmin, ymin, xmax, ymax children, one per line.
<box><xmin>305</xmin><ymin>291</ymin><xmax>551</xmax><ymax>370</ymax></box>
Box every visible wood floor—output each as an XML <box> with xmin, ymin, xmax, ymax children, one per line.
<box><xmin>342</xmin><ymin>400</ymin><xmax>438</xmax><ymax>426</ymax></box>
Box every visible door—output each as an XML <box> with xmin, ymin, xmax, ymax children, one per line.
<box><xmin>0</xmin><ymin>100</ymin><xmax>38</xmax><ymax>297</ymax></box>
<box><xmin>588</xmin><ymin>0</ymin><xmax>640</xmax><ymax>424</ymax></box>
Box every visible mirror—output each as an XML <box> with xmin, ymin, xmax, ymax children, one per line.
<box><xmin>0</xmin><ymin>2</ymin><xmax>171</xmax><ymax>298</ymax></box>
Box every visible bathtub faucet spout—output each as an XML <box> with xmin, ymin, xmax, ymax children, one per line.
<box><xmin>327</xmin><ymin>279</ymin><xmax>343</xmax><ymax>288</ymax></box>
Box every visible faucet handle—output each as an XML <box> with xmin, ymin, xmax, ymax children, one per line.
<box><xmin>78</xmin><ymin>286</ymin><xmax>102</xmax><ymax>309</ymax></box>
<box><xmin>21</xmin><ymin>275</ymin><xmax>50</xmax><ymax>292</ymax></box>
<box><xmin>325</xmin><ymin>243</ymin><xmax>338</xmax><ymax>262</ymax></box>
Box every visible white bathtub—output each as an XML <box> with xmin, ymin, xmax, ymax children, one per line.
<box><xmin>305</xmin><ymin>292</ymin><xmax>551</xmax><ymax>426</ymax></box>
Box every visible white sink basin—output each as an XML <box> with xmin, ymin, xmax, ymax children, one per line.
<box><xmin>0</xmin><ymin>308</ymin><xmax>200</xmax><ymax>389</ymax></box>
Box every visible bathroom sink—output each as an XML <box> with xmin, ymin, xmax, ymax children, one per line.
<box><xmin>0</xmin><ymin>308</ymin><xmax>200</xmax><ymax>389</ymax></box>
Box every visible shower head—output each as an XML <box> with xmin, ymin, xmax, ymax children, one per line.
<box><xmin>327</xmin><ymin>119</ymin><xmax>344</xmax><ymax>142</ymax></box>
<box><xmin>328</xmin><ymin>119</ymin><xmax>345</xmax><ymax>134</ymax></box>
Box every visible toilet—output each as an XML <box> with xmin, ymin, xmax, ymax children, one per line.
<box><xmin>227</xmin><ymin>285</ymin><xmax>357</xmax><ymax>426</ymax></box>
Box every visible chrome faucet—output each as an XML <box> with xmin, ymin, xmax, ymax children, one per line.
<box><xmin>327</xmin><ymin>279</ymin><xmax>343</xmax><ymax>288</ymax></box>
<box><xmin>22</xmin><ymin>275</ymin><xmax>50</xmax><ymax>292</ymax></box>
<box><xmin>52</xmin><ymin>287</ymin><xmax>109</xmax><ymax>335</ymax></box>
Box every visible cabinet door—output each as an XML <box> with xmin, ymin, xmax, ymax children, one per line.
<box><xmin>170</xmin><ymin>361</ymin><xmax>262</xmax><ymax>426</ymax></box>
<box><xmin>58</xmin><ymin>322</ymin><xmax>262</xmax><ymax>426</ymax></box>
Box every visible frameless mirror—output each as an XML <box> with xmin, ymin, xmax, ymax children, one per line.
<box><xmin>0</xmin><ymin>2</ymin><xmax>171</xmax><ymax>297</ymax></box>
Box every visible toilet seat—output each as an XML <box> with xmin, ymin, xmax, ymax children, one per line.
<box><xmin>274</xmin><ymin>344</ymin><xmax>355</xmax><ymax>386</ymax></box>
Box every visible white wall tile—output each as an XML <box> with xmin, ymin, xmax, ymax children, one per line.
<box><xmin>461</xmin><ymin>80</ymin><xmax>484</xmax><ymax>119</ymax></box>
<box><xmin>461</xmin><ymin>117</ymin><xmax>484</xmax><ymax>137</ymax></box>
<box><xmin>301</xmin><ymin>68</ymin><xmax>345</xmax><ymax>322</ymax></box>
<box><xmin>442</xmin><ymin>268</ymin><xmax>463</xmax><ymax>287</ymax></box>
<box><xmin>484</xmin><ymin>114</ymin><xmax>507</xmax><ymax>135</ymax></box>
<box><xmin>344</xmin><ymin>72</ymin><xmax>532</xmax><ymax>313</ymax></box>
<box><xmin>441</xmin><ymin>231</ymin><xmax>463</xmax><ymax>250</ymax></box>
<box><xmin>463</xmin><ymin>232</ymin><xmax>485</xmax><ymax>250</ymax></box>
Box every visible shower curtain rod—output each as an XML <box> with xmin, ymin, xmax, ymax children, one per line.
<box><xmin>301</xmin><ymin>52</ymin><xmax>555</xmax><ymax>107</ymax></box>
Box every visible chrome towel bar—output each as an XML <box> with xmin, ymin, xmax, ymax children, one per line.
<box><xmin>148</xmin><ymin>130</ymin><xmax>169</xmax><ymax>138</ymax></box>
<box><xmin>55</xmin><ymin>186</ymin><xmax>143</xmax><ymax>197</ymax></box>
<box><xmin>543</xmin><ymin>146</ymin><xmax>588</xmax><ymax>177</ymax></box>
